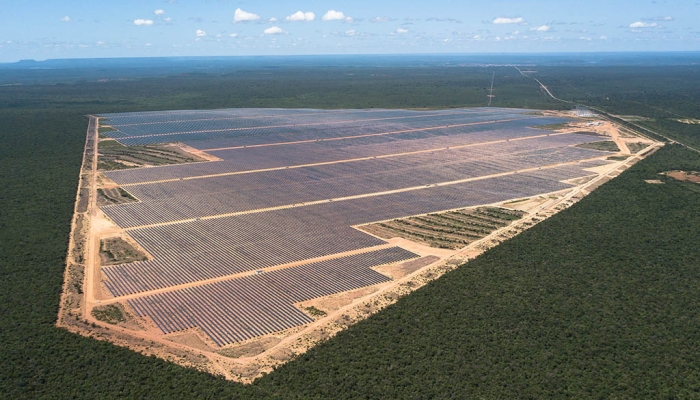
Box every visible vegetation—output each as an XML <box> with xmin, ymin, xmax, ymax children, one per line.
<box><xmin>97</xmin><ymin>140</ymin><xmax>202</xmax><ymax>170</ymax></box>
<box><xmin>362</xmin><ymin>207</ymin><xmax>525</xmax><ymax>249</ymax></box>
<box><xmin>91</xmin><ymin>305</ymin><xmax>126</xmax><ymax>325</ymax></box>
<box><xmin>627</xmin><ymin>142</ymin><xmax>651</xmax><ymax>153</ymax></box>
<box><xmin>98</xmin><ymin>126</ymin><xmax>117</xmax><ymax>134</ymax></box>
<box><xmin>1</xmin><ymin>60</ymin><xmax>700</xmax><ymax>398</ymax></box>
<box><xmin>575</xmin><ymin>140</ymin><xmax>620</xmax><ymax>152</ymax></box>
<box><xmin>96</xmin><ymin>187</ymin><xmax>138</xmax><ymax>206</ymax></box>
<box><xmin>662</xmin><ymin>170</ymin><xmax>700</xmax><ymax>184</ymax></box>
<box><xmin>532</xmin><ymin>122</ymin><xmax>570</xmax><ymax>131</ymax></box>
<box><xmin>303</xmin><ymin>306</ymin><xmax>327</xmax><ymax>318</ymax></box>
<box><xmin>637</xmin><ymin>119</ymin><xmax>700</xmax><ymax>150</ymax></box>
<box><xmin>100</xmin><ymin>237</ymin><xmax>148</xmax><ymax>266</ymax></box>
<box><xmin>530</xmin><ymin>65</ymin><xmax>700</xmax><ymax>150</ymax></box>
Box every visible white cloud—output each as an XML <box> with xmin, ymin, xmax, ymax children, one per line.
<box><xmin>345</xmin><ymin>29</ymin><xmax>356</xmax><ymax>36</ymax></box>
<box><xmin>530</xmin><ymin>25</ymin><xmax>550</xmax><ymax>32</ymax></box>
<box><xmin>286</xmin><ymin>11</ymin><xmax>316</xmax><ymax>21</ymax></box>
<box><xmin>134</xmin><ymin>19</ymin><xmax>154</xmax><ymax>26</ymax></box>
<box><xmin>61</xmin><ymin>16</ymin><xmax>71</xmax><ymax>22</ymax></box>
<box><xmin>269</xmin><ymin>17</ymin><xmax>278</xmax><ymax>22</ymax></box>
<box><xmin>196</xmin><ymin>29</ymin><xmax>206</xmax><ymax>37</ymax></box>
<box><xmin>264</xmin><ymin>26</ymin><xmax>285</xmax><ymax>35</ymax></box>
<box><xmin>396</xmin><ymin>28</ymin><xmax>409</xmax><ymax>34</ymax></box>
<box><xmin>600</xmin><ymin>35</ymin><xmax>608</xmax><ymax>40</ymax></box>
<box><xmin>323</xmin><ymin>10</ymin><xmax>351</xmax><ymax>22</ymax></box>
<box><xmin>653</xmin><ymin>16</ymin><xmax>674</xmax><ymax>21</ymax></box>
<box><xmin>154</xmin><ymin>9</ymin><xmax>165</xmax><ymax>16</ymax></box>
<box><xmin>164</xmin><ymin>17</ymin><xmax>173</xmax><ymax>22</ymax></box>
<box><xmin>234</xmin><ymin>8</ymin><xmax>260</xmax><ymax>22</ymax></box>
<box><xmin>493</xmin><ymin>17</ymin><xmax>524</xmax><ymax>24</ymax></box>
<box><xmin>230</xmin><ymin>33</ymin><xmax>238</xmax><ymax>38</ymax></box>
<box><xmin>629</xmin><ymin>21</ymin><xmax>658</xmax><ymax>28</ymax></box>
<box><xmin>371</xmin><ymin>16</ymin><xmax>389</xmax><ymax>23</ymax></box>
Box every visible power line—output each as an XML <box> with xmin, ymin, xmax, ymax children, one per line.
<box><xmin>487</xmin><ymin>71</ymin><xmax>495</xmax><ymax>106</ymax></box>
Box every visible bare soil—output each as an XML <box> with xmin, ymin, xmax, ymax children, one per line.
<box><xmin>663</xmin><ymin>170</ymin><xmax>700</xmax><ymax>183</ymax></box>
<box><xmin>168</xmin><ymin>330</ymin><xmax>218</xmax><ymax>353</ymax></box>
<box><xmin>100</xmin><ymin>236</ymin><xmax>149</xmax><ymax>266</ymax></box>
<box><xmin>96</xmin><ymin>187</ymin><xmax>138</xmax><ymax>206</ymax></box>
<box><xmin>97</xmin><ymin>140</ymin><xmax>217</xmax><ymax>170</ymax></box>
<box><xmin>358</xmin><ymin>207</ymin><xmax>525</xmax><ymax>250</ymax></box>
<box><xmin>550</xmin><ymin>119</ymin><xmax>656</xmax><ymax>155</ymax></box>
<box><xmin>376</xmin><ymin>255</ymin><xmax>441</xmax><ymax>279</ymax></box>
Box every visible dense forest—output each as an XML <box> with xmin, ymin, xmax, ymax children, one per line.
<box><xmin>529</xmin><ymin>65</ymin><xmax>700</xmax><ymax>149</ymax></box>
<box><xmin>1</xmin><ymin>60</ymin><xmax>700</xmax><ymax>398</ymax></box>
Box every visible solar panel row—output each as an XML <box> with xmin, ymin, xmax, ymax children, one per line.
<box><xmin>128</xmin><ymin>247</ymin><xmax>418</xmax><ymax>346</ymax></box>
<box><xmin>100</xmin><ymin>108</ymin><xmax>550</xmax><ymax>146</ymax></box>
<box><xmin>106</xmin><ymin>110</ymin><xmax>490</xmax><ymax>137</ymax></box>
<box><xmin>102</xmin><ymin>145</ymin><xmax>603</xmax><ymax>228</ymax></box>
<box><xmin>104</xmin><ymin>118</ymin><xmax>573</xmax><ymax>185</ymax></box>
<box><xmin>103</xmin><ymin>172</ymin><xmax>578</xmax><ymax>296</ymax></box>
<box><xmin>101</xmin><ymin>107</ymin><xmax>493</xmax><ymax>129</ymax></box>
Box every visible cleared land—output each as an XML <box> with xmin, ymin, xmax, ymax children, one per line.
<box><xmin>359</xmin><ymin>207</ymin><xmax>526</xmax><ymax>249</ymax></box>
<box><xmin>663</xmin><ymin>170</ymin><xmax>700</xmax><ymax>183</ymax></box>
<box><xmin>576</xmin><ymin>140</ymin><xmax>620</xmax><ymax>152</ymax></box>
<box><xmin>60</xmin><ymin>106</ymin><xmax>659</xmax><ymax>381</ymax></box>
<box><xmin>99</xmin><ymin>237</ymin><xmax>148</xmax><ymax>266</ymax></box>
<box><xmin>97</xmin><ymin>139</ymin><xmax>209</xmax><ymax>170</ymax></box>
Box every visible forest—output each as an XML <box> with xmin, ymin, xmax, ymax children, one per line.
<box><xmin>1</xmin><ymin>57</ymin><xmax>699</xmax><ymax>398</ymax></box>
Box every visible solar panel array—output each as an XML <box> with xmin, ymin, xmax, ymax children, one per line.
<box><xmin>95</xmin><ymin>107</ymin><xmax>616</xmax><ymax>345</ymax></box>
<box><xmin>104</xmin><ymin>118</ymin><xmax>573</xmax><ymax>184</ymax></box>
<box><xmin>128</xmin><ymin>247</ymin><xmax>416</xmax><ymax>346</ymax></box>
<box><xmin>102</xmin><ymin>142</ymin><xmax>602</xmax><ymax>228</ymax></box>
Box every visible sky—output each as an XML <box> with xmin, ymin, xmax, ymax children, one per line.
<box><xmin>1</xmin><ymin>0</ymin><xmax>699</xmax><ymax>63</ymax></box>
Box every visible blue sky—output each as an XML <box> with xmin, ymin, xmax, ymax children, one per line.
<box><xmin>1</xmin><ymin>0</ymin><xmax>698</xmax><ymax>62</ymax></box>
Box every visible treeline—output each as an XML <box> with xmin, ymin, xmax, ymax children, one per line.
<box><xmin>533</xmin><ymin>66</ymin><xmax>700</xmax><ymax>119</ymax></box>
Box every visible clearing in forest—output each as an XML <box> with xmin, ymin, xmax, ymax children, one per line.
<box><xmin>58</xmin><ymin>106</ymin><xmax>660</xmax><ymax>382</ymax></box>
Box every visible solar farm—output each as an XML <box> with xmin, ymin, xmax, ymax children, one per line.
<box><xmin>62</xmin><ymin>106</ymin><xmax>658</xmax><ymax>377</ymax></box>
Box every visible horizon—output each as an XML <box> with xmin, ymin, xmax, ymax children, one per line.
<box><xmin>2</xmin><ymin>0</ymin><xmax>699</xmax><ymax>63</ymax></box>
<box><xmin>4</xmin><ymin>50</ymin><xmax>700</xmax><ymax>67</ymax></box>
